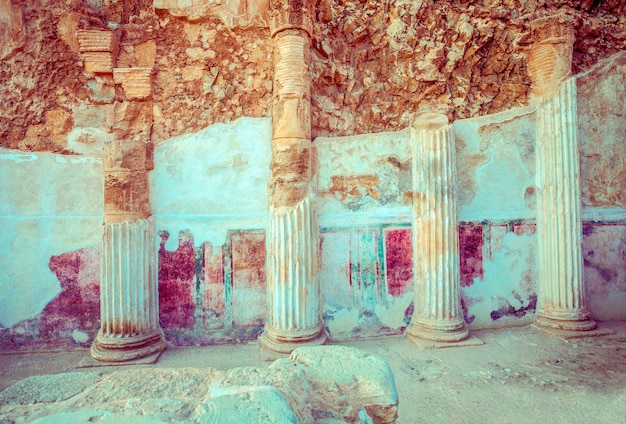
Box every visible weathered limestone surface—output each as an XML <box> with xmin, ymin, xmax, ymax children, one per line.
<box><xmin>104</xmin><ymin>139</ymin><xmax>152</xmax><ymax>224</ymax></box>
<box><xmin>310</xmin><ymin>1</ymin><xmax>626</xmax><ymax>138</ymax></box>
<box><xmin>407</xmin><ymin>113</ymin><xmax>471</xmax><ymax>345</ymax></box>
<box><xmin>0</xmin><ymin>346</ymin><xmax>399</xmax><ymax>424</ymax></box>
<box><xmin>260</xmin><ymin>0</ymin><xmax>326</xmax><ymax>357</ymax></box>
<box><xmin>530</xmin><ymin>15</ymin><xmax>600</xmax><ymax>336</ymax></box>
<box><xmin>91</xmin><ymin>218</ymin><xmax>167</xmax><ymax>362</ymax></box>
<box><xmin>577</xmin><ymin>52</ymin><xmax>626</xmax><ymax>209</ymax></box>
<box><xmin>1</xmin><ymin>0</ymin><xmax>625</xmax><ymax>348</ymax></box>
<box><xmin>526</xmin><ymin>15</ymin><xmax>576</xmax><ymax>100</ymax></box>
<box><xmin>535</xmin><ymin>77</ymin><xmax>596</xmax><ymax>333</ymax></box>
<box><xmin>92</xmin><ymin>137</ymin><xmax>166</xmax><ymax>361</ymax></box>
<box><xmin>77</xmin><ymin>29</ymin><xmax>118</xmax><ymax>74</ymax></box>
<box><xmin>0</xmin><ymin>0</ymin><xmax>25</xmax><ymax>61</ymax></box>
<box><xmin>2</xmin><ymin>1</ymin><xmax>625</xmax><ymax>151</ymax></box>
<box><xmin>154</xmin><ymin>0</ymin><xmax>269</xmax><ymax>28</ymax></box>
<box><xmin>113</xmin><ymin>67</ymin><xmax>153</xmax><ymax>99</ymax></box>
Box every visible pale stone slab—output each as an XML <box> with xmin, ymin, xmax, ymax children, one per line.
<box><xmin>408</xmin><ymin>334</ymin><xmax>484</xmax><ymax>350</ymax></box>
<box><xmin>78</xmin><ymin>351</ymin><xmax>163</xmax><ymax>368</ymax></box>
<box><xmin>535</xmin><ymin>325</ymin><xmax>615</xmax><ymax>340</ymax></box>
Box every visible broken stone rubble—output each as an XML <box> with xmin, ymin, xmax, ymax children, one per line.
<box><xmin>0</xmin><ymin>346</ymin><xmax>399</xmax><ymax>424</ymax></box>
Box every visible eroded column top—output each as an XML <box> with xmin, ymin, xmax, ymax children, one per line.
<box><xmin>411</xmin><ymin>112</ymin><xmax>449</xmax><ymax>131</ymax></box>
<box><xmin>525</xmin><ymin>13</ymin><xmax>577</xmax><ymax>99</ymax></box>
<box><xmin>269</xmin><ymin>0</ymin><xmax>312</xmax><ymax>38</ymax></box>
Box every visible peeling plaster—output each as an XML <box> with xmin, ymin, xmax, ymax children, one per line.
<box><xmin>463</xmin><ymin>228</ymin><xmax>537</xmax><ymax>329</ymax></box>
<box><xmin>151</xmin><ymin>117</ymin><xmax>271</xmax><ymax>249</ymax></box>
<box><xmin>374</xmin><ymin>293</ymin><xmax>413</xmax><ymax>330</ymax></box>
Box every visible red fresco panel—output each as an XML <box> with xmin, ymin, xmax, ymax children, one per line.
<box><xmin>459</xmin><ymin>224</ymin><xmax>484</xmax><ymax>287</ymax></box>
<box><xmin>384</xmin><ymin>228</ymin><xmax>413</xmax><ymax>298</ymax></box>
<box><xmin>42</xmin><ymin>245</ymin><xmax>101</xmax><ymax>337</ymax></box>
<box><xmin>202</xmin><ymin>241</ymin><xmax>225</xmax><ymax>314</ymax></box>
<box><xmin>158</xmin><ymin>231</ymin><xmax>196</xmax><ymax>329</ymax></box>
<box><xmin>231</xmin><ymin>231</ymin><xmax>266</xmax><ymax>327</ymax></box>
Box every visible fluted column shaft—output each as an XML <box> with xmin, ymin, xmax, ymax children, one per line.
<box><xmin>260</xmin><ymin>0</ymin><xmax>325</xmax><ymax>356</ymax></box>
<box><xmin>407</xmin><ymin>113</ymin><xmax>469</xmax><ymax>343</ymax></box>
<box><xmin>535</xmin><ymin>78</ymin><xmax>595</xmax><ymax>331</ymax></box>
<box><xmin>91</xmin><ymin>139</ymin><xmax>166</xmax><ymax>362</ymax></box>
<box><xmin>529</xmin><ymin>14</ymin><xmax>596</xmax><ymax>332</ymax></box>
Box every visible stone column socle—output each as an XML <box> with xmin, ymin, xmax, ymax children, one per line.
<box><xmin>407</xmin><ymin>113</ymin><xmax>482</xmax><ymax>349</ymax></box>
<box><xmin>260</xmin><ymin>0</ymin><xmax>326</xmax><ymax>359</ymax></box>
<box><xmin>530</xmin><ymin>15</ymin><xmax>612</xmax><ymax>338</ymax></box>
<box><xmin>90</xmin><ymin>139</ymin><xmax>166</xmax><ymax>362</ymax></box>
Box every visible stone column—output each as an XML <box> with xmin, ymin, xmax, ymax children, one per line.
<box><xmin>91</xmin><ymin>139</ymin><xmax>167</xmax><ymax>362</ymax></box>
<box><xmin>407</xmin><ymin>113</ymin><xmax>481</xmax><ymax>348</ymax></box>
<box><xmin>259</xmin><ymin>0</ymin><xmax>326</xmax><ymax>358</ymax></box>
<box><xmin>530</xmin><ymin>15</ymin><xmax>609</xmax><ymax>337</ymax></box>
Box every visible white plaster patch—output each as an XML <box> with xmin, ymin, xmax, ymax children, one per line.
<box><xmin>72</xmin><ymin>329</ymin><xmax>90</xmax><ymax>343</ymax></box>
<box><xmin>325</xmin><ymin>306</ymin><xmax>360</xmax><ymax>338</ymax></box>
<box><xmin>151</xmin><ymin>118</ymin><xmax>271</xmax><ymax>247</ymax></box>
<box><xmin>455</xmin><ymin>107</ymin><xmax>536</xmax><ymax>221</ymax></box>
<box><xmin>468</xmin><ymin>142</ymin><xmax>533</xmax><ymax>215</ymax></box>
<box><xmin>374</xmin><ymin>293</ymin><xmax>413</xmax><ymax>330</ymax></box>
<box><xmin>464</xmin><ymin>231</ymin><xmax>537</xmax><ymax>329</ymax></box>
<box><xmin>0</xmin><ymin>150</ymin><xmax>103</xmax><ymax>328</ymax></box>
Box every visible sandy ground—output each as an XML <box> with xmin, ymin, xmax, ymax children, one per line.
<box><xmin>1</xmin><ymin>322</ymin><xmax>626</xmax><ymax>423</ymax></box>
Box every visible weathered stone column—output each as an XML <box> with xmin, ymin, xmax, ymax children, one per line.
<box><xmin>530</xmin><ymin>15</ymin><xmax>609</xmax><ymax>337</ymax></box>
<box><xmin>407</xmin><ymin>113</ymin><xmax>481</xmax><ymax>348</ymax></box>
<box><xmin>259</xmin><ymin>0</ymin><xmax>326</xmax><ymax>358</ymax></box>
<box><xmin>91</xmin><ymin>139</ymin><xmax>167</xmax><ymax>362</ymax></box>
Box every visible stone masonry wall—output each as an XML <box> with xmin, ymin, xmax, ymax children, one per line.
<box><xmin>1</xmin><ymin>0</ymin><xmax>625</xmax><ymax>151</ymax></box>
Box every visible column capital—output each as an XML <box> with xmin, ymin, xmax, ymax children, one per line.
<box><xmin>527</xmin><ymin>14</ymin><xmax>576</xmax><ymax>45</ymax></box>
<box><xmin>269</xmin><ymin>0</ymin><xmax>312</xmax><ymax>39</ymax></box>
<box><xmin>525</xmin><ymin>13</ymin><xmax>577</xmax><ymax>99</ymax></box>
<box><xmin>411</xmin><ymin>112</ymin><xmax>449</xmax><ymax>131</ymax></box>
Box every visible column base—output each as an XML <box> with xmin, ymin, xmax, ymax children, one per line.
<box><xmin>536</xmin><ymin>309</ymin><xmax>597</xmax><ymax>332</ymax></box>
<box><xmin>535</xmin><ymin>324</ymin><xmax>615</xmax><ymax>339</ymax></box>
<box><xmin>535</xmin><ymin>311</ymin><xmax>615</xmax><ymax>339</ymax></box>
<box><xmin>90</xmin><ymin>329</ymin><xmax>167</xmax><ymax>363</ymax></box>
<box><xmin>407</xmin><ymin>333</ymin><xmax>483</xmax><ymax>350</ymax></box>
<box><xmin>407</xmin><ymin>317</ymin><xmax>472</xmax><ymax>343</ymax></box>
<box><xmin>259</xmin><ymin>326</ymin><xmax>327</xmax><ymax>361</ymax></box>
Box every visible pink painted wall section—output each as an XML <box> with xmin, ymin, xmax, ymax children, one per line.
<box><xmin>158</xmin><ymin>230</ymin><xmax>196</xmax><ymax>330</ymax></box>
<box><xmin>42</xmin><ymin>246</ymin><xmax>101</xmax><ymax>336</ymax></box>
<box><xmin>583</xmin><ymin>224</ymin><xmax>626</xmax><ymax>321</ymax></box>
<box><xmin>201</xmin><ymin>241</ymin><xmax>225</xmax><ymax>326</ymax></box>
<box><xmin>320</xmin><ymin>228</ymin><xmax>413</xmax><ymax>341</ymax></box>
<box><xmin>384</xmin><ymin>228</ymin><xmax>413</xmax><ymax>298</ymax></box>
<box><xmin>461</xmin><ymin>222</ymin><xmax>537</xmax><ymax>329</ymax></box>
<box><xmin>0</xmin><ymin>245</ymin><xmax>100</xmax><ymax>351</ymax></box>
<box><xmin>459</xmin><ymin>224</ymin><xmax>484</xmax><ymax>288</ymax></box>
<box><xmin>156</xmin><ymin>229</ymin><xmax>267</xmax><ymax>345</ymax></box>
<box><xmin>230</xmin><ymin>231</ymin><xmax>266</xmax><ymax>327</ymax></box>
<box><xmin>1</xmin><ymin>222</ymin><xmax>622</xmax><ymax>351</ymax></box>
